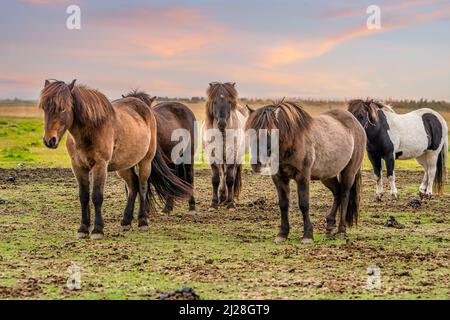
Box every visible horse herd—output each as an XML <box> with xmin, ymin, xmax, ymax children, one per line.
<box><xmin>39</xmin><ymin>80</ymin><xmax>448</xmax><ymax>242</ymax></box>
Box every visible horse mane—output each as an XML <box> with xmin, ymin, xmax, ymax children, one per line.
<box><xmin>39</xmin><ymin>80</ymin><xmax>115</xmax><ymax>128</ymax></box>
<box><xmin>372</xmin><ymin>101</ymin><xmax>396</xmax><ymax>113</ymax></box>
<box><xmin>246</xmin><ymin>100</ymin><xmax>312</xmax><ymax>141</ymax></box>
<box><xmin>205</xmin><ymin>82</ymin><xmax>238</xmax><ymax>126</ymax></box>
<box><xmin>348</xmin><ymin>99</ymin><xmax>382</xmax><ymax>123</ymax></box>
<box><xmin>122</xmin><ymin>89</ymin><xmax>155</xmax><ymax>107</ymax></box>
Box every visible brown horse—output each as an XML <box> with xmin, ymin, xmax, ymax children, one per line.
<box><xmin>122</xmin><ymin>90</ymin><xmax>197</xmax><ymax>214</ymax></box>
<box><xmin>201</xmin><ymin>82</ymin><xmax>247</xmax><ymax>210</ymax></box>
<box><xmin>40</xmin><ymin>79</ymin><xmax>191</xmax><ymax>240</ymax></box>
<box><xmin>246</xmin><ymin>101</ymin><xmax>366</xmax><ymax>243</ymax></box>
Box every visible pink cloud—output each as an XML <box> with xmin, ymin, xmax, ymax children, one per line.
<box><xmin>261</xmin><ymin>3</ymin><xmax>450</xmax><ymax>67</ymax></box>
<box><xmin>21</xmin><ymin>0</ymin><xmax>73</xmax><ymax>6</ymax></box>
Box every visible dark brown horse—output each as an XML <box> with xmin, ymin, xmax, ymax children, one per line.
<box><xmin>201</xmin><ymin>82</ymin><xmax>247</xmax><ymax>210</ymax></box>
<box><xmin>40</xmin><ymin>79</ymin><xmax>191</xmax><ymax>240</ymax></box>
<box><xmin>123</xmin><ymin>90</ymin><xmax>197</xmax><ymax>214</ymax></box>
<box><xmin>246</xmin><ymin>101</ymin><xmax>366</xmax><ymax>243</ymax></box>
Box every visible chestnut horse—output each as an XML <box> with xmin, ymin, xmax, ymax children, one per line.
<box><xmin>40</xmin><ymin>80</ymin><xmax>191</xmax><ymax>240</ymax></box>
<box><xmin>201</xmin><ymin>82</ymin><xmax>247</xmax><ymax>210</ymax></box>
<box><xmin>123</xmin><ymin>90</ymin><xmax>197</xmax><ymax>214</ymax></box>
<box><xmin>246</xmin><ymin>101</ymin><xmax>366</xmax><ymax>243</ymax></box>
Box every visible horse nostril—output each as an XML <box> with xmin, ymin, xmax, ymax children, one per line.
<box><xmin>48</xmin><ymin>137</ymin><xmax>57</xmax><ymax>148</ymax></box>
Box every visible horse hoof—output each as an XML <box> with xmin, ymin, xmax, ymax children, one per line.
<box><xmin>335</xmin><ymin>232</ymin><xmax>347</xmax><ymax>239</ymax></box>
<box><xmin>90</xmin><ymin>233</ymin><xmax>104</xmax><ymax>240</ymax></box>
<box><xmin>121</xmin><ymin>225</ymin><xmax>132</xmax><ymax>232</ymax></box>
<box><xmin>390</xmin><ymin>194</ymin><xmax>398</xmax><ymax>200</ymax></box>
<box><xmin>208</xmin><ymin>207</ymin><xmax>218</xmax><ymax>212</ymax></box>
<box><xmin>77</xmin><ymin>232</ymin><xmax>89</xmax><ymax>240</ymax></box>
<box><xmin>187</xmin><ymin>210</ymin><xmax>197</xmax><ymax>215</ymax></box>
<box><xmin>375</xmin><ymin>194</ymin><xmax>383</xmax><ymax>202</ymax></box>
<box><xmin>301</xmin><ymin>238</ymin><xmax>313</xmax><ymax>244</ymax></box>
<box><xmin>228</xmin><ymin>207</ymin><xmax>236</xmax><ymax>212</ymax></box>
<box><xmin>138</xmin><ymin>225</ymin><xmax>149</xmax><ymax>231</ymax></box>
<box><xmin>325</xmin><ymin>231</ymin><xmax>335</xmax><ymax>239</ymax></box>
<box><xmin>274</xmin><ymin>235</ymin><xmax>287</xmax><ymax>243</ymax></box>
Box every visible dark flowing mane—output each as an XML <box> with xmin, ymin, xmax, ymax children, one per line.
<box><xmin>205</xmin><ymin>82</ymin><xmax>238</xmax><ymax>125</ymax></box>
<box><xmin>39</xmin><ymin>80</ymin><xmax>115</xmax><ymax>128</ymax></box>
<box><xmin>122</xmin><ymin>89</ymin><xmax>155</xmax><ymax>107</ymax></box>
<box><xmin>246</xmin><ymin>100</ymin><xmax>313</xmax><ymax>141</ymax></box>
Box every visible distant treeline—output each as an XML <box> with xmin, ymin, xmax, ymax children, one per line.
<box><xmin>1</xmin><ymin>97</ymin><xmax>449</xmax><ymax>111</ymax></box>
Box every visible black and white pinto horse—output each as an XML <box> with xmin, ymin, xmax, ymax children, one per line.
<box><xmin>349</xmin><ymin>100</ymin><xmax>448</xmax><ymax>200</ymax></box>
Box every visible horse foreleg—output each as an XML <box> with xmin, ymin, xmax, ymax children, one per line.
<box><xmin>295</xmin><ymin>175</ymin><xmax>313</xmax><ymax>244</ymax></box>
<box><xmin>322</xmin><ymin>177</ymin><xmax>341</xmax><ymax>236</ymax></box>
<box><xmin>73</xmin><ymin>166</ymin><xmax>90</xmax><ymax>239</ymax></box>
<box><xmin>209</xmin><ymin>164</ymin><xmax>220</xmax><ymax>210</ymax></box>
<box><xmin>137</xmin><ymin>160</ymin><xmax>151</xmax><ymax>231</ymax></box>
<box><xmin>117</xmin><ymin>169</ymin><xmax>139</xmax><ymax>230</ymax></box>
<box><xmin>91</xmin><ymin>161</ymin><xmax>107</xmax><ymax>240</ymax></box>
<box><xmin>368</xmin><ymin>153</ymin><xmax>383</xmax><ymax>201</ymax></box>
<box><xmin>385</xmin><ymin>153</ymin><xmax>398</xmax><ymax>200</ymax></box>
<box><xmin>225</xmin><ymin>164</ymin><xmax>236</xmax><ymax>210</ymax></box>
<box><xmin>272</xmin><ymin>174</ymin><xmax>290</xmax><ymax>243</ymax></box>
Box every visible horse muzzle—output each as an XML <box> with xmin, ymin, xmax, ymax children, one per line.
<box><xmin>217</xmin><ymin>120</ymin><xmax>227</xmax><ymax>132</ymax></box>
<box><xmin>43</xmin><ymin>136</ymin><xmax>59</xmax><ymax>149</ymax></box>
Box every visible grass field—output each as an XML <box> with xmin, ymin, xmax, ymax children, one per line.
<box><xmin>0</xmin><ymin>104</ymin><xmax>449</xmax><ymax>300</ymax></box>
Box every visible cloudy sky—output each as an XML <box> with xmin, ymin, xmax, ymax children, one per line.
<box><xmin>1</xmin><ymin>0</ymin><xmax>450</xmax><ymax>100</ymax></box>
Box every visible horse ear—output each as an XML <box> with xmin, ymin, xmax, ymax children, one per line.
<box><xmin>209</xmin><ymin>82</ymin><xmax>214</xmax><ymax>87</ymax></box>
<box><xmin>151</xmin><ymin>96</ymin><xmax>157</xmax><ymax>101</ymax></box>
<box><xmin>121</xmin><ymin>94</ymin><xmax>126</xmax><ymax>98</ymax></box>
<box><xmin>44</xmin><ymin>80</ymin><xmax>50</xmax><ymax>87</ymax></box>
<box><xmin>227</xmin><ymin>82</ymin><xmax>236</xmax><ymax>87</ymax></box>
<box><xmin>68</xmin><ymin>79</ymin><xmax>77</xmax><ymax>91</ymax></box>
<box><xmin>246</xmin><ymin>104</ymin><xmax>254</xmax><ymax>114</ymax></box>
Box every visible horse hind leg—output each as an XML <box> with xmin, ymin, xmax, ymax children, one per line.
<box><xmin>321</xmin><ymin>177</ymin><xmax>341</xmax><ymax>237</ymax></box>
<box><xmin>416</xmin><ymin>154</ymin><xmax>428</xmax><ymax>198</ymax></box>
<box><xmin>185</xmin><ymin>163</ymin><xmax>196</xmax><ymax>214</ymax></box>
<box><xmin>424</xmin><ymin>151</ymin><xmax>439</xmax><ymax>199</ymax></box>
<box><xmin>137</xmin><ymin>159</ymin><xmax>152</xmax><ymax>231</ymax></box>
<box><xmin>117</xmin><ymin>169</ymin><xmax>139</xmax><ymax>230</ymax></box>
<box><xmin>160</xmin><ymin>163</ymin><xmax>176</xmax><ymax>214</ymax></box>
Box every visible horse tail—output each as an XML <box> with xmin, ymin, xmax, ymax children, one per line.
<box><xmin>346</xmin><ymin>169</ymin><xmax>362</xmax><ymax>227</ymax></box>
<box><xmin>146</xmin><ymin>144</ymin><xmax>192</xmax><ymax>213</ymax></box>
<box><xmin>234</xmin><ymin>164</ymin><xmax>242</xmax><ymax>200</ymax></box>
<box><xmin>433</xmin><ymin>133</ymin><xmax>447</xmax><ymax>194</ymax></box>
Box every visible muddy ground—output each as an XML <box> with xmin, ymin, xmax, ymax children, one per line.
<box><xmin>0</xmin><ymin>168</ymin><xmax>448</xmax><ymax>299</ymax></box>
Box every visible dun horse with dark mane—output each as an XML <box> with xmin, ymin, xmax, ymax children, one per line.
<box><xmin>122</xmin><ymin>90</ymin><xmax>197</xmax><ymax>214</ymax></box>
<box><xmin>246</xmin><ymin>101</ymin><xmax>366</xmax><ymax>243</ymax></box>
<box><xmin>40</xmin><ymin>80</ymin><xmax>191</xmax><ymax>240</ymax></box>
<box><xmin>201</xmin><ymin>82</ymin><xmax>247</xmax><ymax>210</ymax></box>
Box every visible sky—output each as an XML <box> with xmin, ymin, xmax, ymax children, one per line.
<box><xmin>1</xmin><ymin>0</ymin><xmax>450</xmax><ymax>100</ymax></box>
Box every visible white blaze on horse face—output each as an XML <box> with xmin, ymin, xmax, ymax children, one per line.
<box><xmin>203</xmin><ymin>128</ymin><xmax>224</xmax><ymax>164</ymax></box>
<box><xmin>171</xmin><ymin>128</ymin><xmax>192</xmax><ymax>164</ymax></box>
